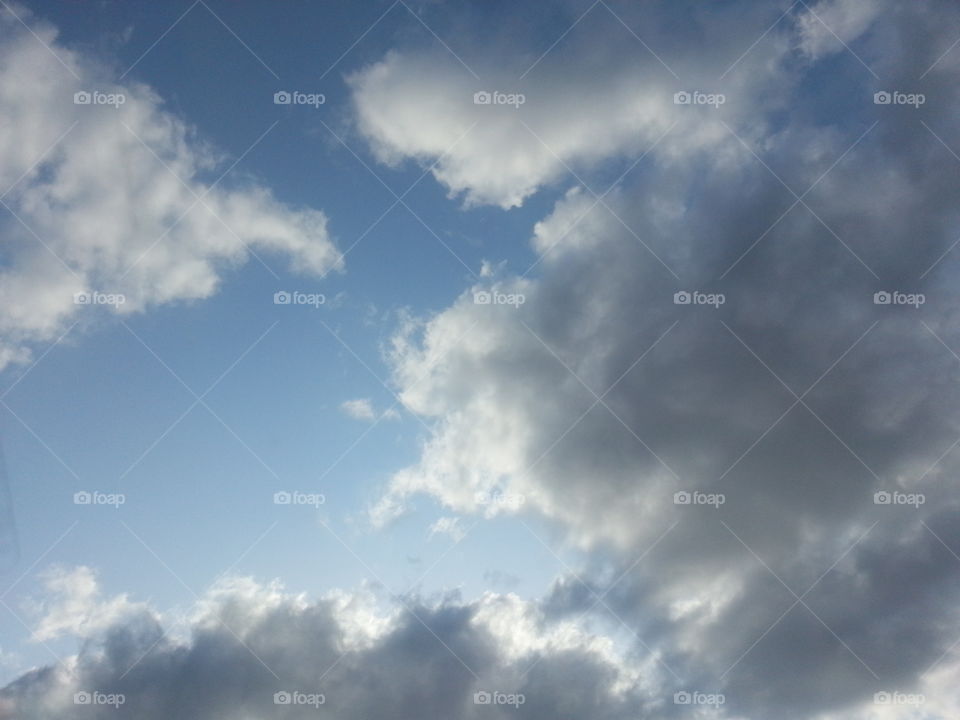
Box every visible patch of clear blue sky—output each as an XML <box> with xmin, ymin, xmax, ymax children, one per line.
<box><xmin>0</xmin><ymin>0</ymin><xmax>589</xmax><ymax>681</ymax></box>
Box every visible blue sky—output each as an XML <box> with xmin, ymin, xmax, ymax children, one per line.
<box><xmin>0</xmin><ymin>0</ymin><xmax>563</xmax><ymax>683</ymax></box>
<box><xmin>2</xmin><ymin>1</ymin><xmax>960</xmax><ymax>719</ymax></box>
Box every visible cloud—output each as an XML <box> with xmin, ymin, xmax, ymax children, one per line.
<box><xmin>340</xmin><ymin>398</ymin><xmax>400</xmax><ymax>422</ymax></box>
<box><xmin>367</xmin><ymin>1</ymin><xmax>960</xmax><ymax>717</ymax></box>
<box><xmin>428</xmin><ymin>516</ymin><xmax>467</xmax><ymax>543</ymax></box>
<box><xmin>347</xmin><ymin>2</ymin><xmax>801</xmax><ymax>209</ymax></box>
<box><xmin>340</xmin><ymin>398</ymin><xmax>377</xmax><ymax>421</ymax></box>
<box><xmin>0</xmin><ymin>6</ymin><xmax>342</xmax><ymax>372</ymax></box>
<box><xmin>28</xmin><ymin>566</ymin><xmax>145</xmax><ymax>643</ymax></box>
<box><xmin>1</xmin><ymin>570</ymin><xmax>650</xmax><ymax>720</ymax></box>
<box><xmin>796</xmin><ymin>0</ymin><xmax>887</xmax><ymax>60</ymax></box>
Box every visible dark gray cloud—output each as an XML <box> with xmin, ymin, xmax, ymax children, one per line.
<box><xmin>362</xmin><ymin>1</ymin><xmax>960</xmax><ymax>717</ymax></box>
<box><xmin>0</xmin><ymin>575</ymin><xmax>647</xmax><ymax>720</ymax></box>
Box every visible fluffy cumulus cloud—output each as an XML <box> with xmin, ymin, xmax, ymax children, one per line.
<box><xmin>0</xmin><ymin>569</ymin><xmax>652</xmax><ymax>720</ymax></box>
<box><xmin>0</xmin><ymin>5</ymin><xmax>342</xmax><ymax>371</ymax></box>
<box><xmin>348</xmin><ymin>2</ymin><xmax>800</xmax><ymax>209</ymax></box>
<box><xmin>27</xmin><ymin>567</ymin><xmax>145</xmax><ymax>643</ymax></box>
<box><xmin>361</xmin><ymin>1</ymin><xmax>960</xmax><ymax>718</ymax></box>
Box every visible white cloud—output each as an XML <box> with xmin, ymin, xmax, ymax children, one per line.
<box><xmin>428</xmin><ymin>516</ymin><xmax>466</xmax><ymax>542</ymax></box>
<box><xmin>346</xmin><ymin>5</ymin><xmax>795</xmax><ymax>210</ymax></box>
<box><xmin>340</xmin><ymin>398</ymin><xmax>376</xmax><ymax>421</ymax></box>
<box><xmin>340</xmin><ymin>398</ymin><xmax>400</xmax><ymax>422</ymax></box>
<box><xmin>0</xmin><ymin>7</ymin><xmax>342</xmax><ymax>371</ymax></box>
<box><xmin>348</xmin><ymin>50</ymin><xmax>668</xmax><ymax>209</ymax></box>
<box><xmin>28</xmin><ymin>566</ymin><xmax>144</xmax><ymax>643</ymax></box>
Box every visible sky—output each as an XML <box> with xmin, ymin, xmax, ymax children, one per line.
<box><xmin>0</xmin><ymin>0</ymin><xmax>959</xmax><ymax>718</ymax></box>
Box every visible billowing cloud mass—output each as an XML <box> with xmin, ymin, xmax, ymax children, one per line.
<box><xmin>0</xmin><ymin>570</ymin><xmax>653</xmax><ymax>720</ymax></box>
<box><xmin>348</xmin><ymin>2</ymin><xmax>797</xmax><ymax>209</ymax></box>
<box><xmin>0</xmin><ymin>6</ymin><xmax>342</xmax><ymax>371</ymax></box>
<box><xmin>358</xmin><ymin>1</ymin><xmax>960</xmax><ymax>718</ymax></box>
